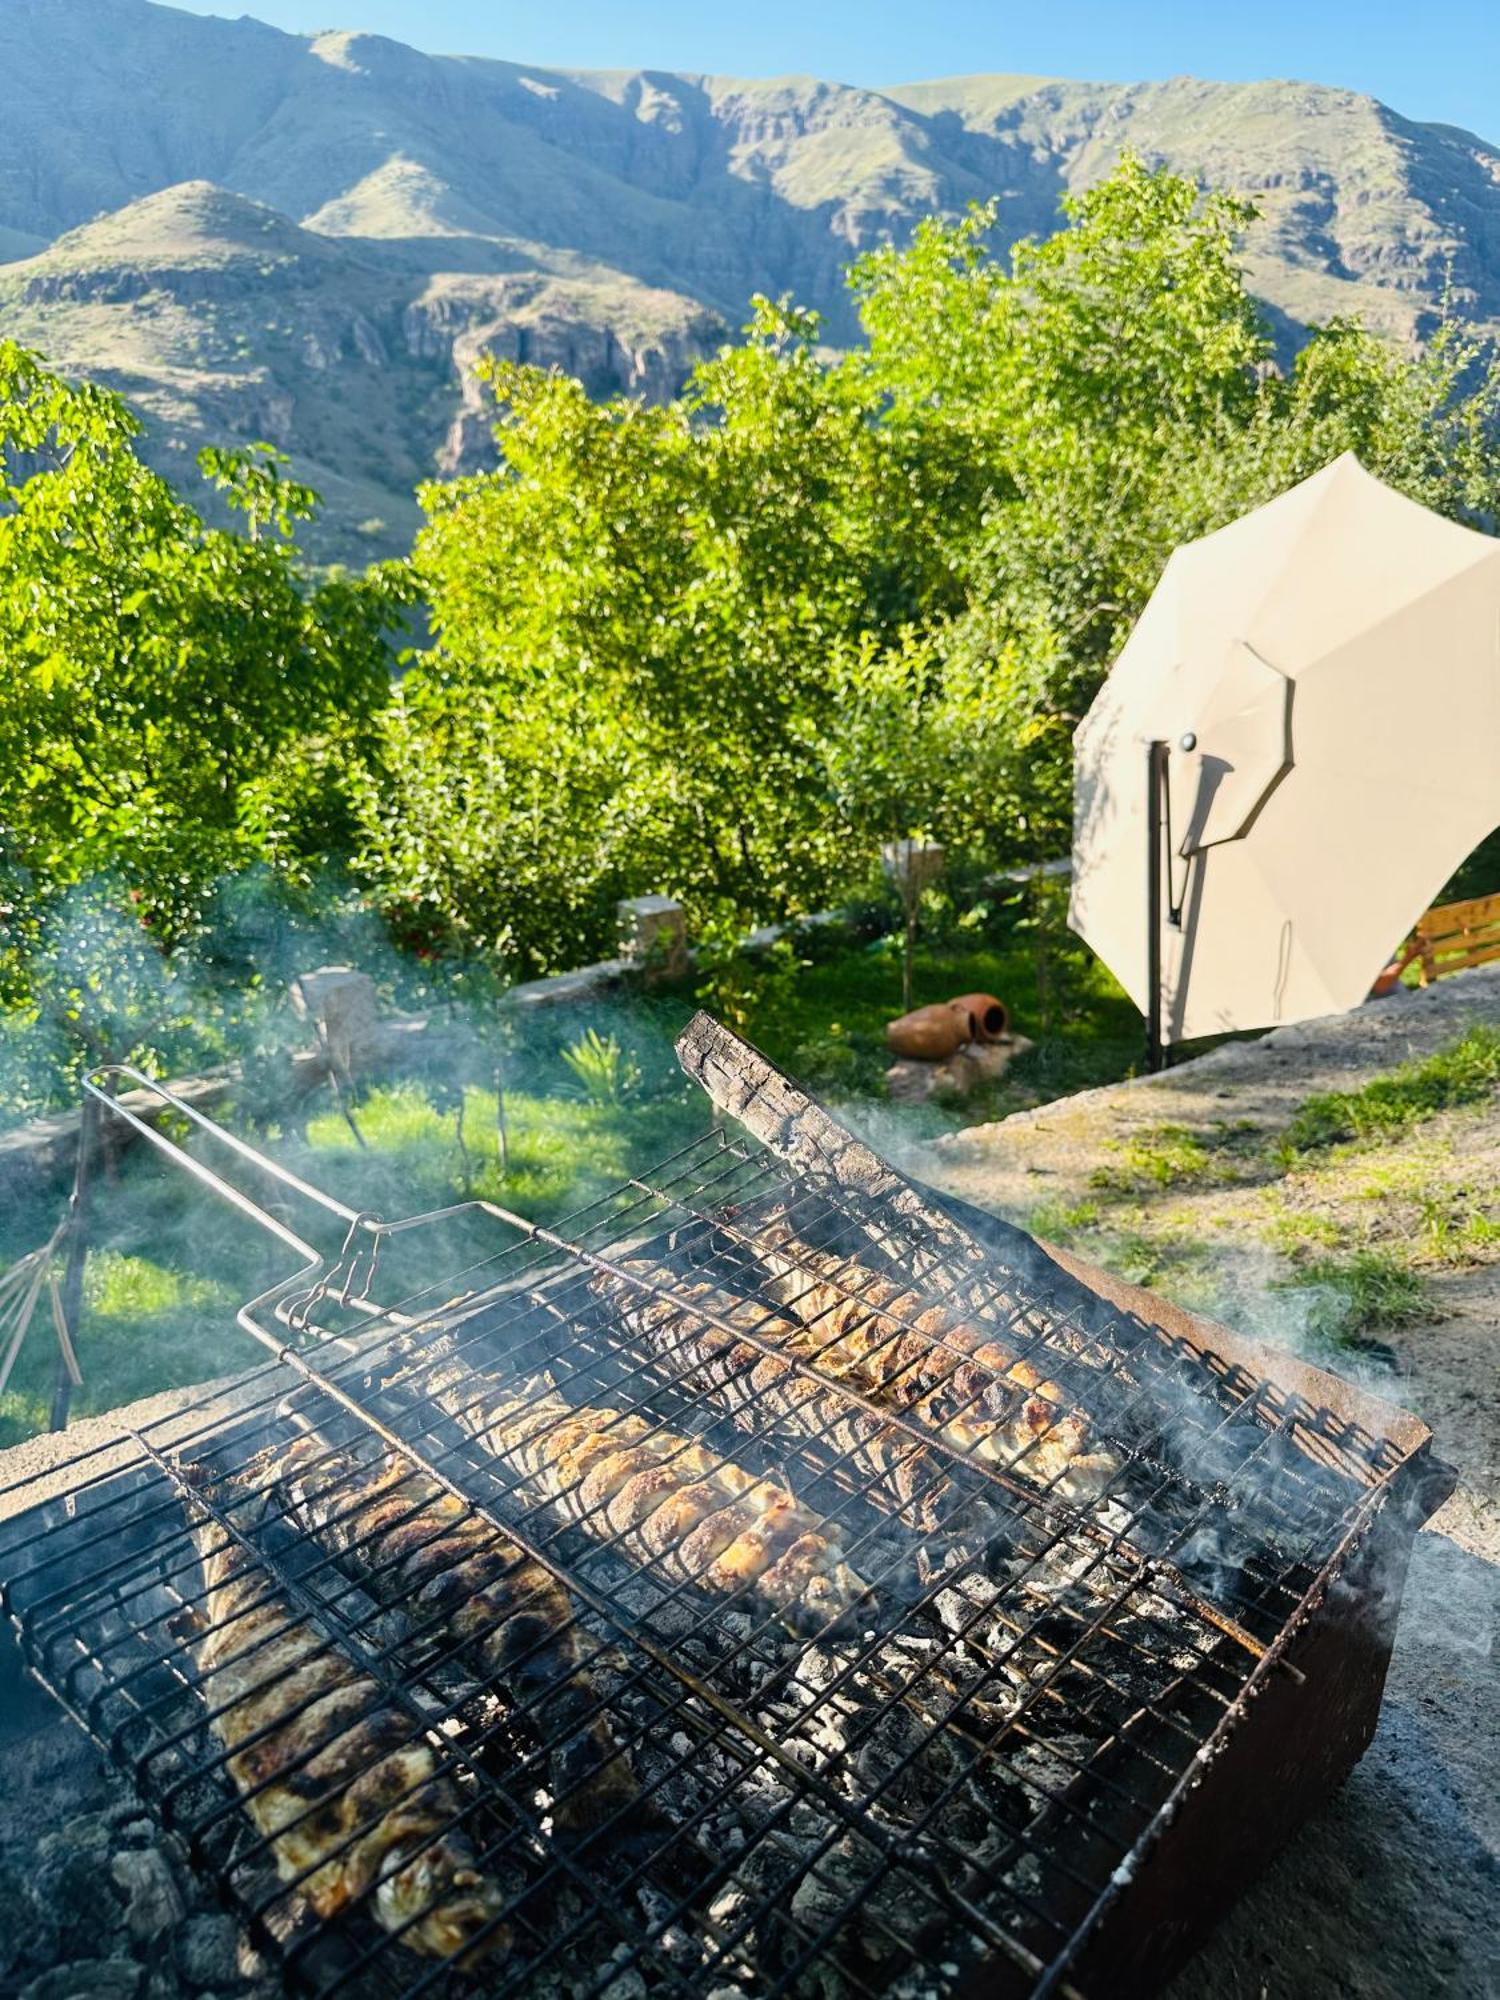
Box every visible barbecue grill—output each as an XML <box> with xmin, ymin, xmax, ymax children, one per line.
<box><xmin>0</xmin><ymin>1015</ymin><xmax>1455</xmax><ymax>2000</ymax></box>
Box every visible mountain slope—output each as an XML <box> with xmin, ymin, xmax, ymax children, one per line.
<box><xmin>3</xmin><ymin>0</ymin><xmax>1499</xmax><ymax>556</ymax></box>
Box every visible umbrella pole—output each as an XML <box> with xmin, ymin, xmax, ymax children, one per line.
<box><xmin>1146</xmin><ymin>738</ymin><xmax>1167</xmax><ymax>1073</ymax></box>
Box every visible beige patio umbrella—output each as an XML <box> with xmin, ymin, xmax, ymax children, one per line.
<box><xmin>1070</xmin><ymin>453</ymin><xmax>1500</xmax><ymax>1045</ymax></box>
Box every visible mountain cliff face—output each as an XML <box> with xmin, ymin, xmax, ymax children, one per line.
<box><xmin>3</xmin><ymin>0</ymin><xmax>1499</xmax><ymax>557</ymax></box>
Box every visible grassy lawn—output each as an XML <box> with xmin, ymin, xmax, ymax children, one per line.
<box><xmin>0</xmin><ymin>888</ymin><xmax>1146</xmax><ymax>1445</ymax></box>
<box><xmin>1023</xmin><ymin>1023</ymin><xmax>1500</xmax><ymax>1365</ymax></box>
<box><xmin>714</xmin><ymin>912</ymin><xmax>1143</xmax><ymax>1119</ymax></box>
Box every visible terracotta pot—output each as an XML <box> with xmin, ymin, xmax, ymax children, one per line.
<box><xmin>948</xmin><ymin>992</ymin><xmax>1010</xmax><ymax>1044</ymax></box>
<box><xmin>885</xmin><ymin>1003</ymin><xmax>970</xmax><ymax>1060</ymax></box>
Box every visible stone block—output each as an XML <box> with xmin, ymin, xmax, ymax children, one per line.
<box><xmin>886</xmin><ymin>1034</ymin><xmax>1033</xmax><ymax>1104</ymax></box>
<box><xmin>289</xmin><ymin>966</ymin><xmax>385</xmax><ymax>1075</ymax></box>
<box><xmin>617</xmin><ymin>895</ymin><xmax>689</xmax><ymax>979</ymax></box>
<box><xmin>881</xmin><ymin>840</ymin><xmax>945</xmax><ymax>898</ymax></box>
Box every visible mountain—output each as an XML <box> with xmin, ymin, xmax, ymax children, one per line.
<box><xmin>4</xmin><ymin>0</ymin><xmax>1500</xmax><ymax>559</ymax></box>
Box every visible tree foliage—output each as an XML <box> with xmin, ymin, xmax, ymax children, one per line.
<box><xmin>8</xmin><ymin>155</ymin><xmax>1500</xmax><ymax>1028</ymax></box>
<box><xmin>0</xmin><ymin>345</ymin><xmax>408</xmax><ymax>977</ymax></box>
<box><xmin>358</xmin><ymin>155</ymin><xmax>1500</xmax><ymax>972</ymax></box>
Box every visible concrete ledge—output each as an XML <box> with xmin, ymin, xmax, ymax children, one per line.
<box><xmin>0</xmin><ymin>1017</ymin><xmax>432</xmax><ymax>1201</ymax></box>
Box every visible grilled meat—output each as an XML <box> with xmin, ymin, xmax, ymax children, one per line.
<box><xmin>745</xmin><ymin>1215</ymin><xmax>1120</xmax><ymax>1502</ymax></box>
<box><xmin>182</xmin><ymin>1475</ymin><xmax>511</xmax><ymax>1962</ymax></box>
<box><xmin>423</xmin><ymin>1366</ymin><xmax>867</xmax><ymax>1632</ymax></box>
<box><xmin>277</xmin><ymin>1435</ymin><xmax>635</xmax><ymax>1833</ymax></box>
<box><xmin>586</xmin><ymin>1270</ymin><xmax>962</xmax><ymax>1533</ymax></box>
<box><xmin>593</xmin><ymin>1235</ymin><xmax>1115</xmax><ymax>1506</ymax></box>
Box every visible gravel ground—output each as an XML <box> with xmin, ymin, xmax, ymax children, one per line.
<box><xmin>922</xmin><ymin>969</ymin><xmax>1500</xmax><ymax>1998</ymax></box>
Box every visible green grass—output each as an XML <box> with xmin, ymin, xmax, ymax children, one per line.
<box><xmin>0</xmin><ymin>896</ymin><xmax>1147</xmax><ymax>1445</ymax></box>
<box><xmin>1025</xmin><ymin>1197</ymin><xmax>1103</xmax><ymax>1243</ymax></box>
<box><xmin>1090</xmin><ymin>1123</ymin><xmax>1211</xmax><ymax>1192</ymax></box>
<box><xmin>1413</xmin><ymin>1192</ymin><xmax>1500</xmax><ymax>1265</ymax></box>
<box><xmin>0</xmin><ymin>1083</ymin><xmax>704</xmax><ymax>1447</ymax></box>
<box><xmin>1261</xmin><ymin>1207</ymin><xmax>1344</xmax><ymax>1253</ymax></box>
<box><xmin>1277</xmin><ymin>1248</ymin><xmax>1434</xmax><ymax>1356</ymax></box>
<box><xmin>1087</xmin><ymin>1116</ymin><xmax>1267</xmax><ymax>1195</ymax></box>
<box><xmin>297</xmin><ymin>1079</ymin><xmax>701</xmax><ymax>1223</ymax></box>
<box><xmin>0</xmin><ymin>1251</ymin><xmax>240</xmax><ymax>1449</ymax></box>
<box><xmin>1285</xmin><ymin>1025</ymin><xmax>1500</xmax><ymax>1151</ymax></box>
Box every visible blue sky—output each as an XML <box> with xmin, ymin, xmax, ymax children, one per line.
<box><xmin>172</xmin><ymin>1</ymin><xmax>1500</xmax><ymax>141</ymax></box>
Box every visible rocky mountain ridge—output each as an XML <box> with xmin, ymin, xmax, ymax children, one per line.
<box><xmin>4</xmin><ymin>0</ymin><xmax>1499</xmax><ymax>556</ymax></box>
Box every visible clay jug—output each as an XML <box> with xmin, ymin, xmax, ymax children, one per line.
<box><xmin>886</xmin><ymin>1003</ymin><xmax>970</xmax><ymax>1060</ymax></box>
<box><xmin>948</xmin><ymin>992</ymin><xmax>1009</xmax><ymax>1044</ymax></box>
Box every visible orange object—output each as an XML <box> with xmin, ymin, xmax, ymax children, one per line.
<box><xmin>1379</xmin><ymin>890</ymin><xmax>1500</xmax><ymax>992</ymax></box>
<box><xmin>948</xmin><ymin>993</ymin><xmax>1010</xmax><ymax>1044</ymax></box>
<box><xmin>885</xmin><ymin>1004</ymin><xmax>970</xmax><ymax>1060</ymax></box>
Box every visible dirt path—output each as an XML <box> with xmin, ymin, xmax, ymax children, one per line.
<box><xmin>919</xmin><ymin>969</ymin><xmax>1500</xmax><ymax>1997</ymax></box>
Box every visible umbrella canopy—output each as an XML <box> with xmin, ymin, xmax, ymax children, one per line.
<box><xmin>1071</xmin><ymin>453</ymin><xmax>1500</xmax><ymax>1041</ymax></box>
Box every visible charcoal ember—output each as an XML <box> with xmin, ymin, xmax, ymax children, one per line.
<box><xmin>634</xmin><ymin>1884</ymin><xmax>709</xmax><ymax>1968</ymax></box>
<box><xmin>790</xmin><ymin>1645</ymin><xmax>844</xmax><ymax>1693</ymax></box>
<box><xmin>853</xmin><ymin>1703</ymin><xmax>949</xmax><ymax>1808</ymax></box>
<box><xmin>788</xmin><ymin>1835</ymin><xmax>887</xmax><ymax>1940</ymax></box>
<box><xmin>932</xmin><ymin>1574</ymin><xmax>1004</xmax><ymax>1641</ymax></box>
<box><xmin>110</xmin><ymin>1848</ymin><xmax>185</xmax><ymax>1941</ymax></box>
<box><xmin>598</xmin><ymin>1944</ymin><xmax>648</xmax><ymax>2000</ymax></box>
<box><xmin>1008</xmin><ymin>1731</ymin><xmax>1089</xmax><ymax>1804</ymax></box>
<box><xmin>1002</xmin><ymin>1849</ymin><xmax>1045</xmax><ymax>1902</ymax></box>
<box><xmin>173</xmin><ymin>1913</ymin><xmax>240</xmax><ymax>1989</ymax></box>
<box><xmin>29</xmin><ymin>1814</ymin><xmax>125</xmax><ymax>1958</ymax></box>
<box><xmin>958</xmin><ymin>1763</ymin><xmax>1035</xmax><ymax>1840</ymax></box>
<box><xmin>20</xmin><ymin>1961</ymin><xmax>143</xmax><ymax>2000</ymax></box>
<box><xmin>0</xmin><ymin>1850</ymin><xmax>34</xmax><ymax>1978</ymax></box>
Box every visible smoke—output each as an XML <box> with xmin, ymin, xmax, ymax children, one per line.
<box><xmin>833</xmin><ymin>1094</ymin><xmax>965</xmax><ymax>1175</ymax></box>
<box><xmin>0</xmin><ymin>865</ymin><xmax>698</xmax><ymax>1437</ymax></box>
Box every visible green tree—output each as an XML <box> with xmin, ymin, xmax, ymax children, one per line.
<box><xmin>357</xmin><ymin>156</ymin><xmax>1500</xmax><ymax>966</ymax></box>
<box><xmin>0</xmin><ymin>343</ymin><xmax>408</xmax><ymax>971</ymax></box>
<box><xmin>362</xmin><ymin>305</ymin><xmax>888</xmax><ymax>970</ymax></box>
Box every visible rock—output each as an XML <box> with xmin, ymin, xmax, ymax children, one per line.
<box><xmin>174</xmin><ymin>1913</ymin><xmax>239</xmax><ymax>1990</ymax></box>
<box><xmin>880</xmin><ymin>840</ymin><xmax>945</xmax><ymax>899</ymax></box>
<box><xmin>20</xmin><ymin>1961</ymin><xmax>142</xmax><ymax>2000</ymax></box>
<box><xmin>886</xmin><ymin>1034</ymin><xmax>1034</xmax><ymax>1104</ymax></box>
<box><xmin>617</xmin><ymin>895</ymin><xmax>690</xmax><ymax>980</ymax></box>
<box><xmin>110</xmin><ymin>1848</ymin><xmax>185</xmax><ymax>1941</ymax></box>
<box><xmin>30</xmin><ymin>1818</ymin><xmax>122</xmax><ymax>1958</ymax></box>
<box><xmin>288</xmin><ymin>966</ymin><xmax>386</xmax><ymax>1076</ymax></box>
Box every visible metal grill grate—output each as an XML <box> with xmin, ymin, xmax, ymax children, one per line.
<box><xmin>0</xmin><ymin>1035</ymin><xmax>1427</xmax><ymax>2000</ymax></box>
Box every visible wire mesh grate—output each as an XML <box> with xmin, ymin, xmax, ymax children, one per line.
<box><xmin>1</xmin><ymin>1119</ymin><xmax>1410</xmax><ymax>2000</ymax></box>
